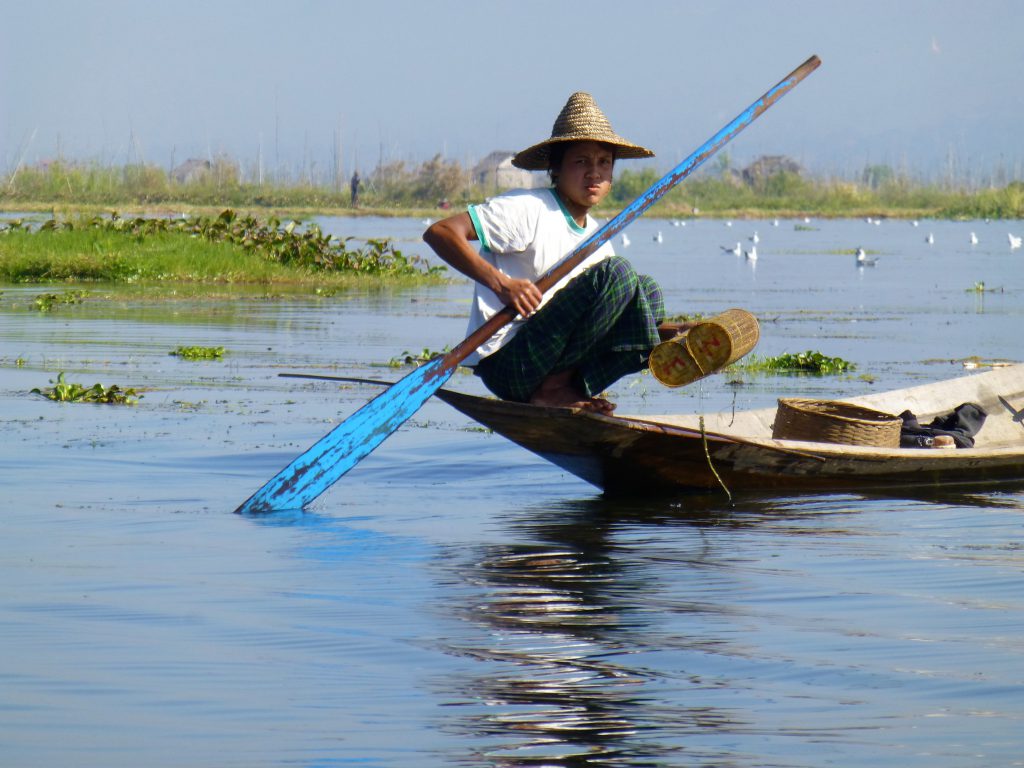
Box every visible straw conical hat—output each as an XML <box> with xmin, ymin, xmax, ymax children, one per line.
<box><xmin>512</xmin><ymin>91</ymin><xmax>654</xmax><ymax>171</ymax></box>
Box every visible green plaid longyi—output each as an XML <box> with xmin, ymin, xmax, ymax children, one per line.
<box><xmin>474</xmin><ymin>256</ymin><xmax>664</xmax><ymax>402</ymax></box>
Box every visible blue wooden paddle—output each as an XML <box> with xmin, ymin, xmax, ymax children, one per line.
<box><xmin>235</xmin><ymin>54</ymin><xmax>821</xmax><ymax>514</ymax></box>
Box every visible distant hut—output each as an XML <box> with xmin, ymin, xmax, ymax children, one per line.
<box><xmin>472</xmin><ymin>151</ymin><xmax>537</xmax><ymax>192</ymax></box>
<box><xmin>741</xmin><ymin>155</ymin><xmax>802</xmax><ymax>187</ymax></box>
<box><xmin>171</xmin><ymin>158</ymin><xmax>212</xmax><ymax>184</ymax></box>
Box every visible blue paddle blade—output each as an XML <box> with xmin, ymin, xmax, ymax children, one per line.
<box><xmin>235</xmin><ymin>357</ymin><xmax>454</xmax><ymax>514</ymax></box>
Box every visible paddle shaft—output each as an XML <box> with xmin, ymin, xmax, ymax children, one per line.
<box><xmin>235</xmin><ymin>55</ymin><xmax>820</xmax><ymax>513</ymax></box>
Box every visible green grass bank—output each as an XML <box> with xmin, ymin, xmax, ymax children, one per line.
<box><xmin>0</xmin><ymin>210</ymin><xmax>447</xmax><ymax>291</ymax></box>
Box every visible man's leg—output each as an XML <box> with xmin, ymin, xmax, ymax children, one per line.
<box><xmin>475</xmin><ymin>257</ymin><xmax>663</xmax><ymax>406</ymax></box>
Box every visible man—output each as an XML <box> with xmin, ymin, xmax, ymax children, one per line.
<box><xmin>350</xmin><ymin>171</ymin><xmax>361</xmax><ymax>207</ymax></box>
<box><xmin>424</xmin><ymin>92</ymin><xmax>673</xmax><ymax>413</ymax></box>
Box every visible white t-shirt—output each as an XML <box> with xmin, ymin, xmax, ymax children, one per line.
<box><xmin>464</xmin><ymin>187</ymin><xmax>615</xmax><ymax>364</ymax></box>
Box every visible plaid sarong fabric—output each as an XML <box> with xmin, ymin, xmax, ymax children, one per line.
<box><xmin>474</xmin><ymin>256</ymin><xmax>665</xmax><ymax>402</ymax></box>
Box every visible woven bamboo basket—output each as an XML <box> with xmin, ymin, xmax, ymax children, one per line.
<box><xmin>771</xmin><ymin>398</ymin><xmax>901</xmax><ymax>447</ymax></box>
<box><xmin>649</xmin><ymin>308</ymin><xmax>760</xmax><ymax>387</ymax></box>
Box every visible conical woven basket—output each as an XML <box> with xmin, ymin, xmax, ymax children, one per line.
<box><xmin>649</xmin><ymin>308</ymin><xmax>760</xmax><ymax>388</ymax></box>
<box><xmin>772</xmin><ymin>398</ymin><xmax>901</xmax><ymax>447</ymax></box>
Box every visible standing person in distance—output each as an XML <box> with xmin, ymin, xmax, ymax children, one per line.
<box><xmin>350</xmin><ymin>170</ymin><xmax>361</xmax><ymax>207</ymax></box>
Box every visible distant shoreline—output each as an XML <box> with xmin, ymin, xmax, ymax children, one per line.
<box><xmin>4</xmin><ymin>158</ymin><xmax>1022</xmax><ymax>221</ymax></box>
<box><xmin>0</xmin><ymin>200</ymin><xmax>1012</xmax><ymax>223</ymax></box>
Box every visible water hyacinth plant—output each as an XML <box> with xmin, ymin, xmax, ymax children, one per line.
<box><xmin>734</xmin><ymin>350</ymin><xmax>856</xmax><ymax>375</ymax></box>
<box><xmin>387</xmin><ymin>347</ymin><xmax>450</xmax><ymax>368</ymax></box>
<box><xmin>34</xmin><ymin>209</ymin><xmax>441</xmax><ymax>277</ymax></box>
<box><xmin>33</xmin><ymin>290</ymin><xmax>88</xmax><ymax>312</ymax></box>
<box><xmin>31</xmin><ymin>372</ymin><xmax>141</xmax><ymax>404</ymax></box>
<box><xmin>170</xmin><ymin>346</ymin><xmax>226</xmax><ymax>360</ymax></box>
<box><xmin>0</xmin><ymin>209</ymin><xmax>447</xmax><ymax>285</ymax></box>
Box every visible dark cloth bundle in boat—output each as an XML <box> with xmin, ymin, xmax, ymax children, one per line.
<box><xmin>899</xmin><ymin>402</ymin><xmax>987</xmax><ymax>448</ymax></box>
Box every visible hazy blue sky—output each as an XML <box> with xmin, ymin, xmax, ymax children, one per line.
<box><xmin>3</xmin><ymin>0</ymin><xmax>1021</xmax><ymax>182</ymax></box>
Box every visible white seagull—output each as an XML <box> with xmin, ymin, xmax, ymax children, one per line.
<box><xmin>749</xmin><ymin>231</ymin><xmax>760</xmax><ymax>244</ymax></box>
<box><xmin>1009</xmin><ymin>233</ymin><xmax>1022</xmax><ymax>249</ymax></box>
<box><xmin>721</xmin><ymin>241</ymin><xmax>741</xmax><ymax>256</ymax></box>
<box><xmin>970</xmin><ymin>232</ymin><xmax>979</xmax><ymax>245</ymax></box>
<box><xmin>621</xmin><ymin>233</ymin><xmax>630</xmax><ymax>248</ymax></box>
<box><xmin>926</xmin><ymin>232</ymin><xmax>935</xmax><ymax>244</ymax></box>
<box><xmin>653</xmin><ymin>231</ymin><xmax>663</xmax><ymax>244</ymax></box>
<box><xmin>744</xmin><ymin>245</ymin><xmax>758</xmax><ymax>261</ymax></box>
<box><xmin>855</xmin><ymin>247</ymin><xmax>878</xmax><ymax>267</ymax></box>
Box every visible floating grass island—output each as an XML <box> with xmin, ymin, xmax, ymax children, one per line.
<box><xmin>0</xmin><ymin>209</ymin><xmax>448</xmax><ymax>292</ymax></box>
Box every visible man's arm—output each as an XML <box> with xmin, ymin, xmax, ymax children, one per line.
<box><xmin>423</xmin><ymin>212</ymin><xmax>542</xmax><ymax>317</ymax></box>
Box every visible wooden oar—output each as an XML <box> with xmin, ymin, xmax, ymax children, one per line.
<box><xmin>234</xmin><ymin>54</ymin><xmax>822</xmax><ymax>514</ymax></box>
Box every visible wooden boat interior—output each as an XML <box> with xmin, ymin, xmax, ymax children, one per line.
<box><xmin>619</xmin><ymin>363</ymin><xmax>1024</xmax><ymax>451</ymax></box>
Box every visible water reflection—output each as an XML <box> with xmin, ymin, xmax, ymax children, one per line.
<box><xmin>454</xmin><ymin>549</ymin><xmax>652</xmax><ymax>765</ymax></box>
<box><xmin>437</xmin><ymin>497</ymin><xmax>785</xmax><ymax>767</ymax></box>
<box><xmin>857</xmin><ymin>485</ymin><xmax>1024</xmax><ymax>510</ymax></box>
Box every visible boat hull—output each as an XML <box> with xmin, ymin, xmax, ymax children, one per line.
<box><xmin>435</xmin><ymin>365</ymin><xmax>1024</xmax><ymax>496</ymax></box>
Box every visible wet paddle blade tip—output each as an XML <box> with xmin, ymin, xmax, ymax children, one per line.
<box><xmin>234</xmin><ymin>358</ymin><xmax>454</xmax><ymax>514</ymax></box>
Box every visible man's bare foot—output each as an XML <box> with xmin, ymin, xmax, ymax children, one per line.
<box><xmin>530</xmin><ymin>389</ymin><xmax>616</xmax><ymax>413</ymax></box>
<box><xmin>528</xmin><ymin>370</ymin><xmax>616</xmax><ymax>414</ymax></box>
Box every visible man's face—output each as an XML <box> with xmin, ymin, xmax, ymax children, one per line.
<box><xmin>556</xmin><ymin>141</ymin><xmax>614</xmax><ymax>214</ymax></box>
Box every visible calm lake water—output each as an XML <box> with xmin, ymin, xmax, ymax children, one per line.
<box><xmin>2</xmin><ymin>214</ymin><xmax>1023</xmax><ymax>767</ymax></box>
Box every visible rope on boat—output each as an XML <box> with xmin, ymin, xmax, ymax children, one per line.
<box><xmin>700</xmin><ymin>415</ymin><xmax>733</xmax><ymax>505</ymax></box>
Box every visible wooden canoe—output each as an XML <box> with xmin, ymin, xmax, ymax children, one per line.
<box><xmin>434</xmin><ymin>364</ymin><xmax>1024</xmax><ymax>495</ymax></box>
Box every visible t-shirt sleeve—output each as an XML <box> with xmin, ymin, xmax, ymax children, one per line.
<box><xmin>468</xmin><ymin>192</ymin><xmax>538</xmax><ymax>255</ymax></box>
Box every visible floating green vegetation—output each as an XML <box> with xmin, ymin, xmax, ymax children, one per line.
<box><xmin>169</xmin><ymin>345</ymin><xmax>226</xmax><ymax>360</ymax></box>
<box><xmin>966</xmin><ymin>281</ymin><xmax>1004</xmax><ymax>294</ymax></box>
<box><xmin>960</xmin><ymin>355</ymin><xmax>1015</xmax><ymax>369</ymax></box>
<box><xmin>31</xmin><ymin>371</ymin><xmax>141</xmax><ymax>404</ymax></box>
<box><xmin>733</xmin><ymin>350</ymin><xmax>856</xmax><ymax>375</ymax></box>
<box><xmin>664</xmin><ymin>312</ymin><xmax>709</xmax><ymax>323</ymax></box>
<box><xmin>0</xmin><ymin>209</ymin><xmax>446</xmax><ymax>286</ymax></box>
<box><xmin>33</xmin><ymin>289</ymin><xmax>88</xmax><ymax>312</ymax></box>
<box><xmin>387</xmin><ymin>347</ymin><xmax>450</xmax><ymax>367</ymax></box>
